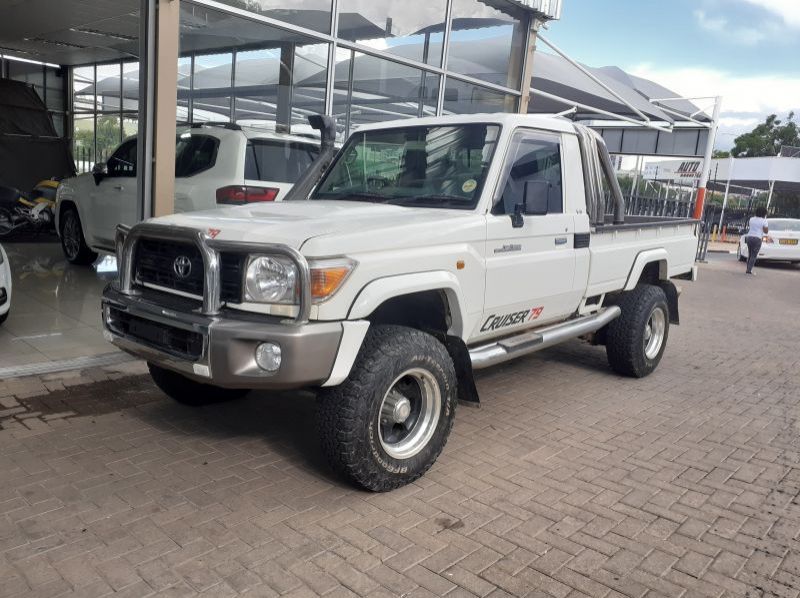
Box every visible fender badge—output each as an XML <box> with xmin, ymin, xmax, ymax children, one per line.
<box><xmin>207</xmin><ymin>228</ymin><xmax>221</xmax><ymax>239</ymax></box>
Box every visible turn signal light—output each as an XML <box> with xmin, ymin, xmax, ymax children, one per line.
<box><xmin>216</xmin><ymin>185</ymin><xmax>279</xmax><ymax>204</ymax></box>
<box><xmin>311</xmin><ymin>267</ymin><xmax>351</xmax><ymax>300</ymax></box>
<box><xmin>762</xmin><ymin>235</ymin><xmax>775</xmax><ymax>244</ymax></box>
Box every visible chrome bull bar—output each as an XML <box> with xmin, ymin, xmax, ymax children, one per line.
<box><xmin>114</xmin><ymin>222</ymin><xmax>312</xmax><ymax>324</ymax></box>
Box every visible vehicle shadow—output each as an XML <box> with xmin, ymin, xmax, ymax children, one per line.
<box><xmin>755</xmin><ymin>260</ymin><xmax>800</xmax><ymax>272</ymax></box>
<box><xmin>133</xmin><ymin>386</ymin><xmax>349</xmax><ymax>488</ymax></box>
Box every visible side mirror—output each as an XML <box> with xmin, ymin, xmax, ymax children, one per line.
<box><xmin>523</xmin><ymin>180</ymin><xmax>550</xmax><ymax>215</ymax></box>
<box><xmin>92</xmin><ymin>162</ymin><xmax>107</xmax><ymax>185</ymax></box>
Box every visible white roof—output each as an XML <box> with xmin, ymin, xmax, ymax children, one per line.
<box><xmin>353</xmin><ymin>113</ymin><xmax>578</xmax><ymax>134</ymax></box>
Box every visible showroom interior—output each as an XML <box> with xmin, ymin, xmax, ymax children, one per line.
<box><xmin>0</xmin><ymin>0</ymin><xmax>556</xmax><ymax>374</ymax></box>
<box><xmin>0</xmin><ymin>0</ymin><xmax>713</xmax><ymax>376</ymax></box>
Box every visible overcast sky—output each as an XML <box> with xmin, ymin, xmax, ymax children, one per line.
<box><xmin>545</xmin><ymin>0</ymin><xmax>800</xmax><ymax>150</ymax></box>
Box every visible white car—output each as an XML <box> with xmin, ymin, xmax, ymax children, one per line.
<box><xmin>738</xmin><ymin>218</ymin><xmax>800</xmax><ymax>264</ymax></box>
<box><xmin>0</xmin><ymin>243</ymin><xmax>10</xmax><ymax>324</ymax></box>
<box><xmin>55</xmin><ymin>124</ymin><xmax>320</xmax><ymax>264</ymax></box>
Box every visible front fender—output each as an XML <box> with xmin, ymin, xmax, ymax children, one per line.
<box><xmin>347</xmin><ymin>270</ymin><xmax>468</xmax><ymax>338</ymax></box>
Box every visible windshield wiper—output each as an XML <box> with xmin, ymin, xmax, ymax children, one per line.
<box><xmin>387</xmin><ymin>195</ymin><xmax>473</xmax><ymax>208</ymax></box>
<box><xmin>326</xmin><ymin>192</ymin><xmax>394</xmax><ymax>203</ymax></box>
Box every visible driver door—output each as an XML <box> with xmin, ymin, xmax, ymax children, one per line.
<box><xmin>90</xmin><ymin>139</ymin><xmax>137</xmax><ymax>249</ymax></box>
<box><xmin>479</xmin><ymin>129</ymin><xmax>579</xmax><ymax>340</ymax></box>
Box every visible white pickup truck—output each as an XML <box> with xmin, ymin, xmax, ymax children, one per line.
<box><xmin>103</xmin><ymin>113</ymin><xmax>698</xmax><ymax>491</ymax></box>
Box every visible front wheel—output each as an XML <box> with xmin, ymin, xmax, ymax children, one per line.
<box><xmin>316</xmin><ymin>325</ymin><xmax>457</xmax><ymax>492</ymax></box>
<box><xmin>605</xmin><ymin>285</ymin><xmax>670</xmax><ymax>378</ymax></box>
<box><xmin>59</xmin><ymin>208</ymin><xmax>97</xmax><ymax>265</ymax></box>
<box><xmin>148</xmin><ymin>363</ymin><xmax>250</xmax><ymax>406</ymax></box>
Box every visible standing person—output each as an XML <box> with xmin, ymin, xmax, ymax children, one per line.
<box><xmin>744</xmin><ymin>206</ymin><xmax>769</xmax><ymax>275</ymax></box>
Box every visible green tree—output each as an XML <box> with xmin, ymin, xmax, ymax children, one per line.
<box><xmin>712</xmin><ymin>149</ymin><xmax>730</xmax><ymax>158</ymax></box>
<box><xmin>731</xmin><ymin>113</ymin><xmax>799</xmax><ymax>158</ymax></box>
<box><xmin>74</xmin><ymin>115</ymin><xmax>122</xmax><ymax>163</ymax></box>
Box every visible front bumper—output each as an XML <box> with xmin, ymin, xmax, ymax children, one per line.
<box><xmin>102</xmin><ymin>284</ymin><xmax>343</xmax><ymax>389</ymax></box>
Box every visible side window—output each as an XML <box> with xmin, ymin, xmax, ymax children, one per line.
<box><xmin>106</xmin><ymin>140</ymin><xmax>137</xmax><ymax>177</ymax></box>
<box><xmin>493</xmin><ymin>131</ymin><xmax>563</xmax><ymax>216</ymax></box>
<box><xmin>174</xmin><ymin>135</ymin><xmax>220</xmax><ymax>177</ymax></box>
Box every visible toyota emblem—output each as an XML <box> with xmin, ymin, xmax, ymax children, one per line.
<box><xmin>173</xmin><ymin>255</ymin><xmax>192</xmax><ymax>279</ymax></box>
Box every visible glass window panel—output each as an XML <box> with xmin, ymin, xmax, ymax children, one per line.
<box><xmin>334</xmin><ymin>51</ymin><xmax>440</xmax><ymax>139</ymax></box>
<box><xmin>192</xmin><ymin>53</ymin><xmax>232</xmax><ymax>122</ymax></box>
<box><xmin>442</xmin><ymin>79</ymin><xmax>516</xmax><ymax>114</ymax></box>
<box><xmin>95</xmin><ymin>63</ymin><xmax>122</xmax><ymax>114</ymax></box>
<box><xmin>122</xmin><ymin>61</ymin><xmax>140</xmax><ymax>113</ymax></box>
<box><xmin>73</xmin><ymin>114</ymin><xmax>95</xmax><ymax>173</ymax></box>
<box><xmin>72</xmin><ymin>66</ymin><xmax>95</xmax><ymax>113</ymax></box>
<box><xmin>213</xmin><ymin>0</ymin><xmax>333</xmax><ymax>33</ymax></box>
<box><xmin>447</xmin><ymin>0</ymin><xmax>527</xmax><ymax>89</ymax></box>
<box><xmin>337</xmin><ymin>0</ymin><xmax>446</xmax><ymax>67</ymax></box>
<box><xmin>181</xmin><ymin>5</ymin><xmax>329</xmax><ymax>132</ymax></box>
<box><xmin>45</xmin><ymin>67</ymin><xmax>66</xmax><ymax>112</ymax></box>
<box><xmin>8</xmin><ymin>60</ymin><xmax>44</xmax><ymax>89</ymax></box>
<box><xmin>122</xmin><ymin>114</ymin><xmax>138</xmax><ymax>139</ymax></box>
<box><xmin>51</xmin><ymin>113</ymin><xmax>65</xmax><ymax>138</ymax></box>
<box><xmin>95</xmin><ymin>115</ymin><xmax>122</xmax><ymax>163</ymax></box>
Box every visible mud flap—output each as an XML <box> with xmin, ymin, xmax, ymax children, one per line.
<box><xmin>444</xmin><ymin>335</ymin><xmax>480</xmax><ymax>407</ymax></box>
<box><xmin>658</xmin><ymin>280</ymin><xmax>680</xmax><ymax>325</ymax></box>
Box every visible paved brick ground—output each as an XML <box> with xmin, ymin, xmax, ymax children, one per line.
<box><xmin>1</xmin><ymin>254</ymin><xmax>799</xmax><ymax>598</ymax></box>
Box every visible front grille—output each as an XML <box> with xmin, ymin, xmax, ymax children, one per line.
<box><xmin>133</xmin><ymin>238</ymin><xmax>245</xmax><ymax>303</ymax></box>
<box><xmin>135</xmin><ymin>238</ymin><xmax>204</xmax><ymax>296</ymax></box>
<box><xmin>220</xmin><ymin>253</ymin><xmax>246</xmax><ymax>303</ymax></box>
<box><xmin>107</xmin><ymin>307</ymin><xmax>204</xmax><ymax>360</ymax></box>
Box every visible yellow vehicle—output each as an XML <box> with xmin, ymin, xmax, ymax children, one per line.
<box><xmin>0</xmin><ymin>179</ymin><xmax>59</xmax><ymax>237</ymax></box>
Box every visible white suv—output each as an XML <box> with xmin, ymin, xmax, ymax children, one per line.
<box><xmin>55</xmin><ymin>124</ymin><xmax>320</xmax><ymax>264</ymax></box>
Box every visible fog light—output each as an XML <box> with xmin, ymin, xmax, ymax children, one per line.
<box><xmin>255</xmin><ymin>342</ymin><xmax>282</xmax><ymax>372</ymax></box>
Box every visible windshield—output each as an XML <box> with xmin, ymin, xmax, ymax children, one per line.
<box><xmin>769</xmin><ymin>219</ymin><xmax>800</xmax><ymax>232</ymax></box>
<box><xmin>312</xmin><ymin>124</ymin><xmax>500</xmax><ymax>209</ymax></box>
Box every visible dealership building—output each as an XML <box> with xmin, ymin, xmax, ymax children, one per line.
<box><xmin>1</xmin><ymin>0</ymin><xmax>565</xmax><ymax>219</ymax></box>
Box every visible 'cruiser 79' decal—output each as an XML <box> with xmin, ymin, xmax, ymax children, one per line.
<box><xmin>480</xmin><ymin>306</ymin><xmax>544</xmax><ymax>332</ymax></box>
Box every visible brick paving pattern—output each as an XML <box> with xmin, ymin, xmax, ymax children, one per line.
<box><xmin>1</xmin><ymin>255</ymin><xmax>799</xmax><ymax>597</ymax></box>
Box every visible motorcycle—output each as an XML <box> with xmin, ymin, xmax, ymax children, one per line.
<box><xmin>0</xmin><ymin>179</ymin><xmax>59</xmax><ymax>237</ymax></box>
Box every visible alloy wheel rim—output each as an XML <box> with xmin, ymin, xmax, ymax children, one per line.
<box><xmin>377</xmin><ymin>368</ymin><xmax>441</xmax><ymax>460</ymax></box>
<box><xmin>63</xmin><ymin>214</ymin><xmax>80</xmax><ymax>259</ymax></box>
<box><xmin>643</xmin><ymin>307</ymin><xmax>666</xmax><ymax>360</ymax></box>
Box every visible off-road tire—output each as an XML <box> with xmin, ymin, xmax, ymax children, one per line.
<box><xmin>59</xmin><ymin>207</ymin><xmax>97</xmax><ymax>265</ymax></box>
<box><xmin>148</xmin><ymin>363</ymin><xmax>250</xmax><ymax>406</ymax></box>
<box><xmin>605</xmin><ymin>284</ymin><xmax>669</xmax><ymax>378</ymax></box>
<box><xmin>316</xmin><ymin>325</ymin><xmax>457</xmax><ymax>492</ymax></box>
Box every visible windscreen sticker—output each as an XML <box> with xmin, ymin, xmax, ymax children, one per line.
<box><xmin>207</xmin><ymin>228</ymin><xmax>221</xmax><ymax>239</ymax></box>
<box><xmin>462</xmin><ymin>179</ymin><xmax>478</xmax><ymax>193</ymax></box>
<box><xmin>480</xmin><ymin>306</ymin><xmax>544</xmax><ymax>332</ymax></box>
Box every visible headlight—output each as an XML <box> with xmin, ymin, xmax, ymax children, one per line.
<box><xmin>245</xmin><ymin>256</ymin><xmax>297</xmax><ymax>303</ymax></box>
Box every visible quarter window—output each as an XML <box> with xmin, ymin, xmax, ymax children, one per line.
<box><xmin>494</xmin><ymin>131</ymin><xmax>563</xmax><ymax>216</ymax></box>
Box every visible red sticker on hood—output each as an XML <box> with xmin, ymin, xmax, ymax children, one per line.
<box><xmin>207</xmin><ymin>228</ymin><xmax>221</xmax><ymax>239</ymax></box>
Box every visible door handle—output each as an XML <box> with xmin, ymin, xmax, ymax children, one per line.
<box><xmin>113</xmin><ymin>185</ymin><xmax>124</xmax><ymax>191</ymax></box>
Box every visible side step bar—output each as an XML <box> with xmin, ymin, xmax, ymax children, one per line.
<box><xmin>469</xmin><ymin>306</ymin><xmax>621</xmax><ymax>370</ymax></box>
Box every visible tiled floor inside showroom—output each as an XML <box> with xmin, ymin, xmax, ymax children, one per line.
<box><xmin>0</xmin><ymin>239</ymin><xmax>125</xmax><ymax>374</ymax></box>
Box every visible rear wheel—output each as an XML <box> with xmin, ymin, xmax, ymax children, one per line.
<box><xmin>59</xmin><ymin>207</ymin><xmax>97</xmax><ymax>265</ymax></box>
<box><xmin>316</xmin><ymin>325</ymin><xmax>457</xmax><ymax>492</ymax></box>
<box><xmin>0</xmin><ymin>311</ymin><xmax>8</xmax><ymax>325</ymax></box>
<box><xmin>737</xmin><ymin>244</ymin><xmax>746</xmax><ymax>262</ymax></box>
<box><xmin>606</xmin><ymin>285</ymin><xmax>670</xmax><ymax>378</ymax></box>
<box><xmin>148</xmin><ymin>363</ymin><xmax>250</xmax><ymax>406</ymax></box>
